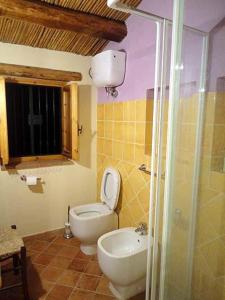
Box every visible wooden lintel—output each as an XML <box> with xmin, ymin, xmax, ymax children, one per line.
<box><xmin>0</xmin><ymin>0</ymin><xmax>127</xmax><ymax>42</ymax></box>
<box><xmin>0</xmin><ymin>63</ymin><xmax>82</xmax><ymax>82</ymax></box>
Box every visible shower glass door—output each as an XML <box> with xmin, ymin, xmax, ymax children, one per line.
<box><xmin>157</xmin><ymin>0</ymin><xmax>209</xmax><ymax>299</ymax></box>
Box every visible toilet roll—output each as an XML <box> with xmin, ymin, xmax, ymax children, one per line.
<box><xmin>26</xmin><ymin>176</ymin><xmax>38</xmax><ymax>186</ymax></box>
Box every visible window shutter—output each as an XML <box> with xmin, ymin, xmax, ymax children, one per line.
<box><xmin>61</xmin><ymin>82</ymin><xmax>79</xmax><ymax>160</ymax></box>
<box><xmin>0</xmin><ymin>77</ymin><xmax>9</xmax><ymax>165</ymax></box>
<box><xmin>61</xmin><ymin>86</ymin><xmax>71</xmax><ymax>157</ymax></box>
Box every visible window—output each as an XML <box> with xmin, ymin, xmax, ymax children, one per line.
<box><xmin>0</xmin><ymin>77</ymin><xmax>79</xmax><ymax>165</ymax></box>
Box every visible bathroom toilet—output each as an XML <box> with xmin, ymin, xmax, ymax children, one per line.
<box><xmin>97</xmin><ymin>227</ymin><xmax>149</xmax><ymax>300</ymax></box>
<box><xmin>69</xmin><ymin>167</ymin><xmax>120</xmax><ymax>255</ymax></box>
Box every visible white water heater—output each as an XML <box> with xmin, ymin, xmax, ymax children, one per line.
<box><xmin>90</xmin><ymin>50</ymin><xmax>126</xmax><ymax>89</ymax></box>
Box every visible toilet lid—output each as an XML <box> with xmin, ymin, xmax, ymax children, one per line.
<box><xmin>101</xmin><ymin>168</ymin><xmax>120</xmax><ymax>210</ymax></box>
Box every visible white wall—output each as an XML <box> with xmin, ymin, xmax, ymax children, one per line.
<box><xmin>0</xmin><ymin>42</ymin><xmax>91</xmax><ymax>84</ymax></box>
<box><xmin>0</xmin><ymin>43</ymin><xmax>97</xmax><ymax>236</ymax></box>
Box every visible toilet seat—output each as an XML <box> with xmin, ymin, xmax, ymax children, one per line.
<box><xmin>69</xmin><ymin>167</ymin><xmax>120</xmax><ymax>255</ymax></box>
<box><xmin>70</xmin><ymin>167</ymin><xmax>120</xmax><ymax>221</ymax></box>
<box><xmin>101</xmin><ymin>168</ymin><xmax>120</xmax><ymax>210</ymax></box>
<box><xmin>70</xmin><ymin>203</ymin><xmax>112</xmax><ymax>220</ymax></box>
<box><xmin>77</xmin><ymin>211</ymin><xmax>101</xmax><ymax>218</ymax></box>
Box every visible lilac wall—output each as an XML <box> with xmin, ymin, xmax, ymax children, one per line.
<box><xmin>208</xmin><ymin>19</ymin><xmax>225</xmax><ymax>91</ymax></box>
<box><xmin>98</xmin><ymin>15</ymin><xmax>157</xmax><ymax>103</ymax></box>
<box><xmin>98</xmin><ymin>0</ymin><xmax>225</xmax><ymax>103</ymax></box>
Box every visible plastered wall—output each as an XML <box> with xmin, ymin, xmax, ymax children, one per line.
<box><xmin>0</xmin><ymin>43</ymin><xmax>97</xmax><ymax>236</ymax></box>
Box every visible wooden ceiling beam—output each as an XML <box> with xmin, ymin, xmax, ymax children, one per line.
<box><xmin>0</xmin><ymin>0</ymin><xmax>127</xmax><ymax>42</ymax></box>
<box><xmin>0</xmin><ymin>63</ymin><xmax>82</xmax><ymax>82</ymax></box>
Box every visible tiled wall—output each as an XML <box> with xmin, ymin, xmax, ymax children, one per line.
<box><xmin>97</xmin><ymin>93</ymin><xmax>225</xmax><ymax>300</ymax></box>
<box><xmin>162</xmin><ymin>92</ymin><xmax>225</xmax><ymax>300</ymax></box>
<box><xmin>97</xmin><ymin>98</ymin><xmax>153</xmax><ymax>227</ymax></box>
<box><xmin>211</xmin><ymin>92</ymin><xmax>225</xmax><ymax>171</ymax></box>
<box><xmin>192</xmin><ymin>92</ymin><xmax>225</xmax><ymax>300</ymax></box>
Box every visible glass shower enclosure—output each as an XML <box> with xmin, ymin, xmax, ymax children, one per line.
<box><xmin>107</xmin><ymin>0</ymin><xmax>224</xmax><ymax>299</ymax></box>
<box><xmin>155</xmin><ymin>1</ymin><xmax>224</xmax><ymax>300</ymax></box>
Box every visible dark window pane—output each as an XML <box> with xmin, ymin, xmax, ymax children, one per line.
<box><xmin>6</xmin><ymin>83</ymin><xmax>62</xmax><ymax>157</ymax></box>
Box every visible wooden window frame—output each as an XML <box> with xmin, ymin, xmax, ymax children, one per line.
<box><xmin>0</xmin><ymin>76</ymin><xmax>79</xmax><ymax>168</ymax></box>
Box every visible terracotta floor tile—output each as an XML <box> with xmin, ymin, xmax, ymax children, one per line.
<box><xmin>34</xmin><ymin>253</ymin><xmax>55</xmax><ymax>265</ymax></box>
<box><xmin>28</xmin><ymin>266</ymin><xmax>45</xmax><ymax>291</ymax></box>
<box><xmin>57</xmin><ymin>245</ymin><xmax>80</xmax><ymax>259</ymax></box>
<box><xmin>45</xmin><ymin>244</ymin><xmax>62</xmax><ymax>255</ymax></box>
<box><xmin>69</xmin><ymin>289</ymin><xmax>95</xmax><ymax>300</ymax></box>
<box><xmin>35</xmin><ymin>232</ymin><xmax>58</xmax><ymax>243</ymax></box>
<box><xmin>30</xmin><ymin>279</ymin><xmax>54</xmax><ymax>300</ymax></box>
<box><xmin>96</xmin><ymin>276</ymin><xmax>113</xmax><ymax>296</ymax></box>
<box><xmin>41</xmin><ymin>266</ymin><xmax>64</xmax><ymax>282</ymax></box>
<box><xmin>28</xmin><ymin>240</ymin><xmax>50</xmax><ymax>252</ymax></box>
<box><xmin>94</xmin><ymin>294</ymin><xmax>115</xmax><ymax>300</ymax></box>
<box><xmin>57</xmin><ymin>269</ymin><xmax>81</xmax><ymax>287</ymax></box>
<box><xmin>46</xmin><ymin>284</ymin><xmax>72</xmax><ymax>300</ymax></box>
<box><xmin>53</xmin><ymin>228</ymin><xmax>65</xmax><ymax>236</ymax></box>
<box><xmin>29</xmin><ymin>263</ymin><xmax>46</xmax><ymax>274</ymax></box>
<box><xmin>68</xmin><ymin>238</ymin><xmax>81</xmax><ymax>247</ymax></box>
<box><xmin>130</xmin><ymin>292</ymin><xmax>146</xmax><ymax>299</ymax></box>
<box><xmin>50</xmin><ymin>256</ymin><xmax>72</xmax><ymax>269</ymax></box>
<box><xmin>27</xmin><ymin>249</ymin><xmax>41</xmax><ymax>262</ymax></box>
<box><xmin>77</xmin><ymin>274</ymin><xmax>100</xmax><ymax>291</ymax></box>
<box><xmin>53</xmin><ymin>236</ymin><xmax>73</xmax><ymax>246</ymax></box>
<box><xmin>85</xmin><ymin>261</ymin><xmax>103</xmax><ymax>276</ymax></box>
<box><xmin>23</xmin><ymin>239</ymin><xmax>35</xmax><ymax>249</ymax></box>
<box><xmin>68</xmin><ymin>258</ymin><xmax>89</xmax><ymax>272</ymax></box>
<box><xmin>91</xmin><ymin>254</ymin><xmax>98</xmax><ymax>261</ymax></box>
<box><xmin>23</xmin><ymin>235</ymin><xmax>36</xmax><ymax>243</ymax></box>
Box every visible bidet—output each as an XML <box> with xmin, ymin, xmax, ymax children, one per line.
<box><xmin>97</xmin><ymin>227</ymin><xmax>150</xmax><ymax>299</ymax></box>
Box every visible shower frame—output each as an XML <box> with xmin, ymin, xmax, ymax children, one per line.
<box><xmin>107</xmin><ymin>1</ymin><xmax>208</xmax><ymax>299</ymax></box>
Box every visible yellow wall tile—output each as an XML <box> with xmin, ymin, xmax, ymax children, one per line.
<box><xmin>123</xmin><ymin>143</ymin><xmax>135</xmax><ymax>162</ymax></box>
<box><xmin>145</xmin><ymin>122</ymin><xmax>152</xmax><ymax>155</ymax></box>
<box><xmin>214</xmin><ymin>92</ymin><xmax>225</xmax><ymax>124</ymax></box>
<box><xmin>146</xmin><ymin>99</ymin><xmax>154</xmax><ymax>122</ymax></box>
<box><xmin>135</xmin><ymin>122</ymin><xmax>146</xmax><ymax>145</ymax></box>
<box><xmin>104</xmin><ymin>121</ymin><xmax>113</xmax><ymax>139</ymax></box>
<box><xmin>135</xmin><ymin>100</ymin><xmax>146</xmax><ymax>122</ymax></box>
<box><xmin>134</xmin><ymin>144</ymin><xmax>145</xmax><ymax>165</ymax></box>
<box><xmin>97</xmin><ymin>99</ymin><xmax>150</xmax><ymax>229</ymax></box>
<box><xmin>205</xmin><ymin>93</ymin><xmax>215</xmax><ymax>125</ymax></box>
<box><xmin>137</xmin><ymin>185</ymin><xmax>150</xmax><ymax>213</ymax></box>
<box><xmin>201</xmin><ymin>237</ymin><xmax>225</xmax><ymax>277</ymax></box>
<box><xmin>124</xmin><ymin>101</ymin><xmax>136</xmax><ymax>121</ymax></box>
<box><xmin>97</xmin><ymin>121</ymin><xmax>104</xmax><ymax>138</ymax></box>
<box><xmin>203</xmin><ymin>195</ymin><xmax>225</xmax><ymax>236</ymax></box>
<box><xmin>210</xmin><ymin>171</ymin><xmax>225</xmax><ymax>192</ymax></box>
<box><xmin>97</xmin><ymin>104</ymin><xmax>104</xmax><ymax>120</ymax></box>
<box><xmin>124</xmin><ymin>122</ymin><xmax>135</xmax><ymax>143</ymax></box>
<box><xmin>113</xmin><ymin>122</ymin><xmax>124</xmax><ymax>141</ymax></box>
<box><xmin>103</xmin><ymin>139</ymin><xmax>112</xmax><ymax>156</ymax></box>
<box><xmin>128</xmin><ymin>199</ymin><xmax>145</xmax><ymax>225</ymax></box>
<box><xmin>113</xmin><ymin>141</ymin><xmax>123</xmax><ymax>160</ymax></box>
<box><xmin>105</xmin><ymin>103</ymin><xmax>113</xmax><ymax>120</ymax></box>
<box><xmin>97</xmin><ymin>138</ymin><xmax>103</xmax><ymax>154</ymax></box>
<box><xmin>113</xmin><ymin>102</ymin><xmax>124</xmax><ymax>121</ymax></box>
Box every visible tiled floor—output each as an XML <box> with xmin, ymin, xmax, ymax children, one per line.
<box><xmin>0</xmin><ymin>229</ymin><xmax>145</xmax><ymax>300</ymax></box>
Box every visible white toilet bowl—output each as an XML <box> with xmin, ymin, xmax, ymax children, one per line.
<box><xmin>70</xmin><ymin>168</ymin><xmax>121</xmax><ymax>255</ymax></box>
<box><xmin>97</xmin><ymin>227</ymin><xmax>149</xmax><ymax>300</ymax></box>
